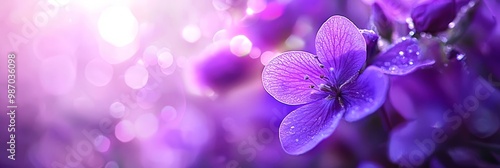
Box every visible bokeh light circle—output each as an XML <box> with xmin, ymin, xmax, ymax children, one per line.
<box><xmin>157</xmin><ymin>48</ymin><xmax>174</xmax><ymax>68</ymax></box>
<box><xmin>260</xmin><ymin>51</ymin><xmax>277</xmax><ymax>65</ymax></box>
<box><xmin>94</xmin><ymin>135</ymin><xmax>111</xmax><ymax>152</ymax></box>
<box><xmin>115</xmin><ymin>120</ymin><xmax>136</xmax><ymax>142</ymax></box>
<box><xmin>124</xmin><ymin>65</ymin><xmax>149</xmax><ymax>89</ymax></box>
<box><xmin>98</xmin><ymin>6</ymin><xmax>139</xmax><ymax>47</ymax></box>
<box><xmin>182</xmin><ymin>25</ymin><xmax>201</xmax><ymax>43</ymax></box>
<box><xmin>109</xmin><ymin>102</ymin><xmax>126</xmax><ymax>118</ymax></box>
<box><xmin>249</xmin><ymin>47</ymin><xmax>262</xmax><ymax>59</ymax></box>
<box><xmin>229</xmin><ymin>35</ymin><xmax>252</xmax><ymax>57</ymax></box>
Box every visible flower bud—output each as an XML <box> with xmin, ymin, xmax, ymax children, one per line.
<box><xmin>360</xmin><ymin>29</ymin><xmax>380</xmax><ymax>59</ymax></box>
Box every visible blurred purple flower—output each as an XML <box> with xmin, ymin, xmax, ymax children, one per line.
<box><xmin>192</xmin><ymin>41</ymin><xmax>261</xmax><ymax>95</ymax></box>
<box><xmin>262</xmin><ymin>16</ymin><xmax>389</xmax><ymax>155</ymax></box>
<box><xmin>411</xmin><ymin>0</ymin><xmax>457</xmax><ymax>34</ymax></box>
<box><xmin>371</xmin><ymin>3</ymin><xmax>394</xmax><ymax>40</ymax></box>
<box><xmin>370</xmin><ymin>0</ymin><xmax>432</xmax><ymax>22</ymax></box>
<box><xmin>451</xmin><ymin>0</ymin><xmax>497</xmax><ymax>46</ymax></box>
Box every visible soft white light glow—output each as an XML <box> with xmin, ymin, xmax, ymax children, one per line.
<box><xmin>229</xmin><ymin>35</ymin><xmax>252</xmax><ymax>57</ymax></box>
<box><xmin>115</xmin><ymin>120</ymin><xmax>136</xmax><ymax>142</ymax></box>
<box><xmin>124</xmin><ymin>65</ymin><xmax>149</xmax><ymax>89</ymax></box>
<box><xmin>98</xmin><ymin>6</ymin><xmax>139</xmax><ymax>47</ymax></box>
<box><xmin>182</xmin><ymin>25</ymin><xmax>202</xmax><ymax>43</ymax></box>
<box><xmin>157</xmin><ymin>48</ymin><xmax>174</xmax><ymax>68</ymax></box>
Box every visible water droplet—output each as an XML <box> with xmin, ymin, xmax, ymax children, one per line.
<box><xmin>409</xmin><ymin>31</ymin><xmax>415</xmax><ymax>36</ymax></box>
<box><xmin>406</xmin><ymin>18</ymin><xmax>415</xmax><ymax>30</ymax></box>
<box><xmin>416</xmin><ymin>51</ymin><xmax>420</xmax><ymax>55</ymax></box>
<box><xmin>399</xmin><ymin>51</ymin><xmax>404</xmax><ymax>56</ymax></box>
<box><xmin>408</xmin><ymin>49</ymin><xmax>413</xmax><ymax>53</ymax></box>
<box><xmin>295</xmin><ymin>139</ymin><xmax>299</xmax><ymax>142</ymax></box>
<box><xmin>329</xmin><ymin>67</ymin><xmax>334</xmax><ymax>72</ymax></box>
<box><xmin>367</xmin><ymin>98</ymin><xmax>373</xmax><ymax>103</ymax></box>
<box><xmin>409</xmin><ymin>61</ymin><xmax>414</xmax><ymax>65</ymax></box>
<box><xmin>389</xmin><ymin>65</ymin><xmax>398</xmax><ymax>71</ymax></box>
<box><xmin>448</xmin><ymin>22</ymin><xmax>456</xmax><ymax>29</ymax></box>
<box><xmin>291</xmin><ymin>126</ymin><xmax>295</xmax><ymax>129</ymax></box>
<box><xmin>456</xmin><ymin>54</ymin><xmax>466</xmax><ymax>61</ymax></box>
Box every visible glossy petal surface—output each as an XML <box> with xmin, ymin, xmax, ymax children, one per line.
<box><xmin>263</xmin><ymin>51</ymin><xmax>327</xmax><ymax>105</ymax></box>
<box><xmin>343</xmin><ymin>66</ymin><xmax>389</xmax><ymax>122</ymax></box>
<box><xmin>372</xmin><ymin>38</ymin><xmax>435</xmax><ymax>75</ymax></box>
<box><xmin>388</xmin><ymin>110</ymin><xmax>446</xmax><ymax>166</ymax></box>
<box><xmin>315</xmin><ymin>16</ymin><xmax>367</xmax><ymax>85</ymax></box>
<box><xmin>279</xmin><ymin>99</ymin><xmax>344</xmax><ymax>155</ymax></box>
<box><xmin>411</xmin><ymin>0</ymin><xmax>456</xmax><ymax>34</ymax></box>
<box><xmin>360</xmin><ymin>29</ymin><xmax>380</xmax><ymax>59</ymax></box>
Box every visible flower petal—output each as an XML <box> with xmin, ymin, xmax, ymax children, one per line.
<box><xmin>388</xmin><ymin>110</ymin><xmax>447</xmax><ymax>166</ymax></box>
<box><xmin>372</xmin><ymin>37</ymin><xmax>435</xmax><ymax>75</ymax></box>
<box><xmin>342</xmin><ymin>66</ymin><xmax>389</xmax><ymax>122</ymax></box>
<box><xmin>279</xmin><ymin>99</ymin><xmax>344</xmax><ymax>155</ymax></box>
<box><xmin>360</xmin><ymin>29</ymin><xmax>380</xmax><ymax>59</ymax></box>
<box><xmin>315</xmin><ymin>15</ymin><xmax>367</xmax><ymax>85</ymax></box>
<box><xmin>465</xmin><ymin>107</ymin><xmax>500</xmax><ymax>139</ymax></box>
<box><xmin>411</xmin><ymin>0</ymin><xmax>456</xmax><ymax>34</ymax></box>
<box><xmin>373</xmin><ymin>0</ymin><xmax>432</xmax><ymax>22</ymax></box>
<box><xmin>262</xmin><ymin>51</ymin><xmax>328</xmax><ymax>105</ymax></box>
<box><xmin>371</xmin><ymin>3</ymin><xmax>394</xmax><ymax>40</ymax></box>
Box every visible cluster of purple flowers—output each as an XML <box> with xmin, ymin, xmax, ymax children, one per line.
<box><xmin>262</xmin><ymin>0</ymin><xmax>500</xmax><ymax>167</ymax></box>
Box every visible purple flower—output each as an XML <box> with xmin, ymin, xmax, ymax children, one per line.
<box><xmin>371</xmin><ymin>3</ymin><xmax>394</xmax><ymax>40</ymax></box>
<box><xmin>360</xmin><ymin>29</ymin><xmax>380</xmax><ymax>59</ymax></box>
<box><xmin>371</xmin><ymin>0</ymin><xmax>432</xmax><ymax>22</ymax></box>
<box><xmin>411</xmin><ymin>0</ymin><xmax>457</xmax><ymax>34</ymax></box>
<box><xmin>262</xmin><ymin>16</ymin><xmax>389</xmax><ymax>155</ymax></box>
